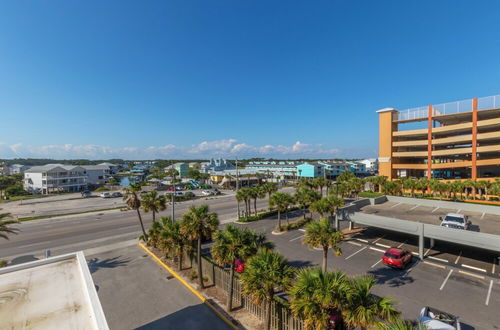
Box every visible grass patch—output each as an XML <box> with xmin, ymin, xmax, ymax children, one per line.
<box><xmin>280</xmin><ymin>217</ymin><xmax>312</xmax><ymax>231</ymax></box>
<box><xmin>19</xmin><ymin>206</ymin><xmax>125</xmax><ymax>222</ymax></box>
<box><xmin>359</xmin><ymin>191</ymin><xmax>384</xmax><ymax>198</ymax></box>
<box><xmin>0</xmin><ymin>194</ymin><xmax>53</xmax><ymax>204</ymax></box>
<box><xmin>237</xmin><ymin>207</ymin><xmax>300</xmax><ymax>223</ymax></box>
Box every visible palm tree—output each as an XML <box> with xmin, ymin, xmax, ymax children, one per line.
<box><xmin>261</xmin><ymin>182</ymin><xmax>278</xmax><ymax>204</ymax></box>
<box><xmin>165</xmin><ymin>168</ymin><xmax>179</xmax><ymax>221</ymax></box>
<box><xmin>161</xmin><ymin>220</ymin><xmax>186</xmax><ymax>270</ymax></box>
<box><xmin>303</xmin><ymin>218</ymin><xmax>343</xmax><ymax>272</ymax></box>
<box><xmin>146</xmin><ymin>216</ymin><xmax>170</xmax><ymax>248</ymax></box>
<box><xmin>325</xmin><ymin>195</ymin><xmax>344</xmax><ymax>220</ymax></box>
<box><xmin>269</xmin><ymin>192</ymin><xmax>294</xmax><ymax>232</ymax></box>
<box><xmin>309</xmin><ymin>198</ymin><xmax>329</xmax><ymax>218</ymax></box>
<box><xmin>240</xmin><ymin>249</ymin><xmax>294</xmax><ymax>330</ymax></box>
<box><xmin>211</xmin><ymin>225</ymin><xmax>273</xmax><ymax>311</ymax></box>
<box><xmin>123</xmin><ymin>184</ymin><xmax>148</xmax><ymax>240</ymax></box>
<box><xmin>179</xmin><ymin>205</ymin><xmax>219</xmax><ymax>289</ymax></box>
<box><xmin>477</xmin><ymin>180</ymin><xmax>491</xmax><ymax>200</ymax></box>
<box><xmin>375</xmin><ymin>318</ymin><xmax>419</xmax><ymax>330</ymax></box>
<box><xmin>0</xmin><ymin>213</ymin><xmax>19</xmax><ymax>240</ymax></box>
<box><xmin>343</xmin><ymin>276</ymin><xmax>399</xmax><ymax>329</ymax></box>
<box><xmin>295</xmin><ymin>187</ymin><xmax>321</xmax><ymax>219</ymax></box>
<box><xmin>290</xmin><ymin>268</ymin><xmax>348</xmax><ymax>330</ymax></box>
<box><xmin>141</xmin><ymin>191</ymin><xmax>167</xmax><ymax>223</ymax></box>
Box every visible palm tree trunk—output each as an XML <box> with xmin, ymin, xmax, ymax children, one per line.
<box><xmin>152</xmin><ymin>211</ymin><xmax>156</xmax><ymax>223</ymax></box>
<box><xmin>179</xmin><ymin>246</ymin><xmax>183</xmax><ymax>271</ymax></box>
<box><xmin>227</xmin><ymin>264</ymin><xmax>235</xmax><ymax>311</ymax></box>
<box><xmin>265</xmin><ymin>298</ymin><xmax>272</xmax><ymax>330</ymax></box>
<box><xmin>276</xmin><ymin>210</ymin><xmax>281</xmax><ymax>232</ymax></box>
<box><xmin>197</xmin><ymin>238</ymin><xmax>204</xmax><ymax>289</ymax></box>
<box><xmin>322</xmin><ymin>246</ymin><xmax>328</xmax><ymax>272</ymax></box>
<box><xmin>285</xmin><ymin>210</ymin><xmax>289</xmax><ymax>226</ymax></box>
<box><xmin>254</xmin><ymin>198</ymin><xmax>257</xmax><ymax>216</ymax></box>
<box><xmin>136</xmin><ymin>209</ymin><xmax>148</xmax><ymax>240</ymax></box>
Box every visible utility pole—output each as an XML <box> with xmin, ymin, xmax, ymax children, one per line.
<box><xmin>171</xmin><ymin>169</ymin><xmax>176</xmax><ymax>223</ymax></box>
<box><xmin>236</xmin><ymin>157</ymin><xmax>240</xmax><ymax>219</ymax></box>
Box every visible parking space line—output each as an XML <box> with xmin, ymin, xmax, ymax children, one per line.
<box><xmin>411</xmin><ymin>252</ymin><xmax>419</xmax><ymax>256</ymax></box>
<box><xmin>428</xmin><ymin>256</ymin><xmax>449</xmax><ymax>263</ymax></box>
<box><xmin>424</xmin><ymin>248</ymin><xmax>431</xmax><ymax>257</ymax></box>
<box><xmin>299</xmin><ymin>229</ymin><xmax>306</xmax><ymax>232</ymax></box>
<box><xmin>486</xmin><ymin>280</ymin><xmax>493</xmax><ymax>306</ymax></box>
<box><xmin>458</xmin><ymin>270</ymin><xmax>485</xmax><ymax>280</ymax></box>
<box><xmin>493</xmin><ymin>258</ymin><xmax>496</xmax><ymax>274</ymax></box>
<box><xmin>372</xmin><ymin>236</ymin><xmax>385</xmax><ymax>243</ymax></box>
<box><xmin>289</xmin><ymin>235</ymin><xmax>304</xmax><ymax>242</ymax></box>
<box><xmin>431</xmin><ymin>207</ymin><xmax>440</xmax><ymax>213</ymax></box>
<box><xmin>462</xmin><ymin>264</ymin><xmax>487</xmax><ymax>273</ymax></box>
<box><xmin>423</xmin><ymin>261</ymin><xmax>446</xmax><ymax>269</ymax></box>
<box><xmin>371</xmin><ymin>259</ymin><xmax>383</xmax><ymax>268</ymax></box>
<box><xmin>409</xmin><ymin>205</ymin><xmax>419</xmax><ymax>211</ymax></box>
<box><xmin>347</xmin><ymin>241</ymin><xmax>362</xmax><ymax>246</ymax></box>
<box><xmin>440</xmin><ymin>270</ymin><xmax>454</xmax><ymax>291</ymax></box>
<box><xmin>375</xmin><ymin>243</ymin><xmax>391</xmax><ymax>248</ymax></box>
<box><xmin>480</xmin><ymin>212</ymin><xmax>485</xmax><ymax>220</ymax></box>
<box><xmin>369</xmin><ymin>247</ymin><xmax>386</xmax><ymax>253</ymax></box>
<box><xmin>355</xmin><ymin>238</ymin><xmax>368</xmax><ymax>243</ymax></box>
<box><xmin>457</xmin><ymin>209</ymin><xmax>461</xmax><ymax>213</ymax></box>
<box><xmin>345</xmin><ymin>247</ymin><xmax>367</xmax><ymax>260</ymax></box>
<box><xmin>454</xmin><ymin>251</ymin><xmax>462</xmax><ymax>264</ymax></box>
<box><xmin>397</xmin><ymin>240</ymin><xmax>407</xmax><ymax>248</ymax></box>
<box><xmin>390</xmin><ymin>202</ymin><xmax>402</xmax><ymax>209</ymax></box>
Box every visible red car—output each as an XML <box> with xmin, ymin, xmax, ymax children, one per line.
<box><xmin>382</xmin><ymin>248</ymin><xmax>412</xmax><ymax>269</ymax></box>
<box><xmin>234</xmin><ymin>259</ymin><xmax>245</xmax><ymax>273</ymax></box>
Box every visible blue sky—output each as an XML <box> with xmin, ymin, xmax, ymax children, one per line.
<box><xmin>1</xmin><ymin>1</ymin><xmax>499</xmax><ymax>160</ymax></box>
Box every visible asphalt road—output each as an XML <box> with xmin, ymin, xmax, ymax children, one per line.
<box><xmin>88</xmin><ymin>243</ymin><xmax>231</xmax><ymax>330</ymax></box>
<box><xmin>0</xmin><ymin>189</ymin><xmax>293</xmax><ymax>259</ymax></box>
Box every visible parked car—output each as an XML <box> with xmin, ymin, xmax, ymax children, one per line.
<box><xmin>81</xmin><ymin>190</ymin><xmax>91</xmax><ymax>198</ymax></box>
<box><xmin>184</xmin><ymin>191</ymin><xmax>195</xmax><ymax>198</ymax></box>
<box><xmin>111</xmin><ymin>191</ymin><xmax>122</xmax><ymax>198</ymax></box>
<box><xmin>439</xmin><ymin>213</ymin><xmax>470</xmax><ymax>230</ymax></box>
<box><xmin>234</xmin><ymin>259</ymin><xmax>245</xmax><ymax>273</ymax></box>
<box><xmin>327</xmin><ymin>310</ymin><xmax>345</xmax><ymax>330</ymax></box>
<box><xmin>419</xmin><ymin>306</ymin><xmax>461</xmax><ymax>330</ymax></box>
<box><xmin>100</xmin><ymin>192</ymin><xmax>111</xmax><ymax>198</ymax></box>
<box><xmin>202</xmin><ymin>190</ymin><xmax>214</xmax><ymax>196</ymax></box>
<box><xmin>167</xmin><ymin>186</ymin><xmax>183</xmax><ymax>191</ymax></box>
<box><xmin>381</xmin><ymin>248</ymin><xmax>412</xmax><ymax>269</ymax></box>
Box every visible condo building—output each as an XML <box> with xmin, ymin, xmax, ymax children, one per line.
<box><xmin>24</xmin><ymin>164</ymin><xmax>88</xmax><ymax>194</ymax></box>
<box><xmin>377</xmin><ymin>94</ymin><xmax>500</xmax><ymax>181</ymax></box>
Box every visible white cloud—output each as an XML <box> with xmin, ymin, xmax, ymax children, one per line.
<box><xmin>0</xmin><ymin>139</ymin><xmax>341</xmax><ymax>160</ymax></box>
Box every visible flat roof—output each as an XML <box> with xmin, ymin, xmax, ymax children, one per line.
<box><xmin>0</xmin><ymin>252</ymin><xmax>108</xmax><ymax>329</ymax></box>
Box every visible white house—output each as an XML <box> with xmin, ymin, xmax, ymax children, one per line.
<box><xmin>24</xmin><ymin>164</ymin><xmax>87</xmax><ymax>194</ymax></box>
<box><xmin>359</xmin><ymin>158</ymin><xmax>378</xmax><ymax>174</ymax></box>
<box><xmin>83</xmin><ymin>165</ymin><xmax>111</xmax><ymax>185</ymax></box>
<box><xmin>9</xmin><ymin>164</ymin><xmax>32</xmax><ymax>175</ymax></box>
<box><xmin>98</xmin><ymin>162</ymin><xmax>120</xmax><ymax>174</ymax></box>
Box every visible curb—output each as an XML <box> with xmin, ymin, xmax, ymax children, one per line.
<box><xmin>138</xmin><ymin>243</ymin><xmax>238</xmax><ymax>330</ymax></box>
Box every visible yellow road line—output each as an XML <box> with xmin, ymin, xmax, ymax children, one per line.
<box><xmin>422</xmin><ymin>261</ymin><xmax>446</xmax><ymax>269</ymax></box>
<box><xmin>138</xmin><ymin>242</ymin><xmax>237</xmax><ymax>330</ymax></box>
<box><xmin>458</xmin><ymin>270</ymin><xmax>485</xmax><ymax>280</ymax></box>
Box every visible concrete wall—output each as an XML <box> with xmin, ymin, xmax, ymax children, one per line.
<box><xmin>386</xmin><ymin>195</ymin><xmax>500</xmax><ymax>215</ymax></box>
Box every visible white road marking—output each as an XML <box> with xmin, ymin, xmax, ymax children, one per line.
<box><xmin>289</xmin><ymin>235</ymin><xmax>304</xmax><ymax>242</ymax></box>
<box><xmin>423</xmin><ymin>261</ymin><xmax>446</xmax><ymax>269</ymax></box>
<box><xmin>431</xmin><ymin>207</ymin><xmax>440</xmax><ymax>213</ymax></box>
<box><xmin>371</xmin><ymin>259</ymin><xmax>383</xmax><ymax>268</ymax></box>
<box><xmin>375</xmin><ymin>243</ymin><xmax>391</xmax><ymax>248</ymax></box>
<box><xmin>355</xmin><ymin>238</ymin><xmax>369</xmax><ymax>243</ymax></box>
<box><xmin>424</xmin><ymin>248</ymin><xmax>431</xmax><ymax>257</ymax></box>
<box><xmin>372</xmin><ymin>236</ymin><xmax>385</xmax><ymax>243</ymax></box>
<box><xmin>493</xmin><ymin>258</ymin><xmax>497</xmax><ymax>274</ymax></box>
<box><xmin>390</xmin><ymin>202</ymin><xmax>402</xmax><ymax>209</ymax></box>
<box><xmin>454</xmin><ymin>251</ymin><xmax>462</xmax><ymax>264</ymax></box>
<box><xmin>409</xmin><ymin>205</ymin><xmax>419</xmax><ymax>211</ymax></box>
<box><xmin>299</xmin><ymin>229</ymin><xmax>306</xmax><ymax>232</ymax></box>
<box><xmin>459</xmin><ymin>270</ymin><xmax>485</xmax><ymax>280</ymax></box>
<box><xmin>462</xmin><ymin>264</ymin><xmax>487</xmax><ymax>273</ymax></box>
<box><xmin>480</xmin><ymin>212</ymin><xmax>486</xmax><ymax>220</ymax></box>
<box><xmin>369</xmin><ymin>247</ymin><xmax>386</xmax><ymax>253</ymax></box>
<box><xmin>428</xmin><ymin>256</ymin><xmax>449</xmax><ymax>263</ymax></box>
<box><xmin>440</xmin><ymin>270</ymin><xmax>454</xmax><ymax>291</ymax></box>
<box><xmin>345</xmin><ymin>247</ymin><xmax>367</xmax><ymax>260</ymax></box>
<box><xmin>397</xmin><ymin>240</ymin><xmax>407</xmax><ymax>248</ymax></box>
<box><xmin>411</xmin><ymin>252</ymin><xmax>419</xmax><ymax>256</ymax></box>
<box><xmin>457</xmin><ymin>209</ymin><xmax>461</xmax><ymax>213</ymax></box>
<box><xmin>486</xmin><ymin>280</ymin><xmax>493</xmax><ymax>306</ymax></box>
<box><xmin>347</xmin><ymin>241</ymin><xmax>362</xmax><ymax>246</ymax></box>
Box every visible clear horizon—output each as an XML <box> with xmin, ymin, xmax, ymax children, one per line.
<box><xmin>1</xmin><ymin>1</ymin><xmax>499</xmax><ymax>159</ymax></box>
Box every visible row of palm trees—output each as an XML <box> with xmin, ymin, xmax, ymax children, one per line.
<box><xmin>235</xmin><ymin>182</ymin><xmax>278</xmax><ymax>217</ymax></box>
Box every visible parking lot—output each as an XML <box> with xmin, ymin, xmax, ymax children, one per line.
<box><xmin>231</xmin><ymin>209</ymin><xmax>500</xmax><ymax>329</ymax></box>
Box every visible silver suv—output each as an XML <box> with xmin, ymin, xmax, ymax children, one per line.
<box><xmin>439</xmin><ymin>213</ymin><xmax>470</xmax><ymax>230</ymax></box>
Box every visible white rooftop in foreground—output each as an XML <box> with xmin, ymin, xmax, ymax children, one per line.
<box><xmin>0</xmin><ymin>252</ymin><xmax>108</xmax><ymax>330</ymax></box>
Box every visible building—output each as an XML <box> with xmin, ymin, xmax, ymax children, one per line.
<box><xmin>24</xmin><ymin>164</ymin><xmax>87</xmax><ymax>194</ymax></box>
<box><xmin>188</xmin><ymin>162</ymin><xmax>201</xmax><ymax>170</ymax></box>
<box><xmin>246</xmin><ymin>161</ymin><xmax>299</xmax><ymax>178</ymax></box>
<box><xmin>165</xmin><ymin>162</ymin><xmax>189</xmax><ymax>178</ymax></box>
<box><xmin>318</xmin><ymin>161</ymin><xmax>349</xmax><ymax>178</ymax></box>
<box><xmin>8</xmin><ymin>164</ymin><xmax>32</xmax><ymax>175</ymax></box>
<box><xmin>296</xmin><ymin>162</ymin><xmax>325</xmax><ymax>178</ymax></box>
<box><xmin>359</xmin><ymin>158</ymin><xmax>378</xmax><ymax>174</ymax></box>
<box><xmin>202</xmin><ymin>158</ymin><xmax>235</xmax><ymax>172</ymax></box>
<box><xmin>346</xmin><ymin>161</ymin><xmax>367</xmax><ymax>176</ymax></box>
<box><xmin>98</xmin><ymin>162</ymin><xmax>120</xmax><ymax>174</ymax></box>
<box><xmin>83</xmin><ymin>165</ymin><xmax>111</xmax><ymax>185</ymax></box>
<box><xmin>0</xmin><ymin>252</ymin><xmax>108</xmax><ymax>329</ymax></box>
<box><xmin>377</xmin><ymin>94</ymin><xmax>500</xmax><ymax>181</ymax></box>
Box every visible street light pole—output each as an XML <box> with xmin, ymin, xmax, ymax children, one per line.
<box><xmin>236</xmin><ymin>158</ymin><xmax>240</xmax><ymax>219</ymax></box>
<box><xmin>171</xmin><ymin>170</ymin><xmax>176</xmax><ymax>223</ymax></box>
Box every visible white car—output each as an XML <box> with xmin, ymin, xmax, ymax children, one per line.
<box><xmin>419</xmin><ymin>307</ymin><xmax>460</xmax><ymax>329</ymax></box>
<box><xmin>201</xmin><ymin>190</ymin><xmax>214</xmax><ymax>196</ymax></box>
<box><xmin>100</xmin><ymin>192</ymin><xmax>111</xmax><ymax>198</ymax></box>
<box><xmin>439</xmin><ymin>213</ymin><xmax>470</xmax><ymax>230</ymax></box>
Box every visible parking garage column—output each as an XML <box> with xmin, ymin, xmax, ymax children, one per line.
<box><xmin>419</xmin><ymin>223</ymin><xmax>424</xmax><ymax>260</ymax></box>
<box><xmin>471</xmin><ymin>97</ymin><xmax>478</xmax><ymax>180</ymax></box>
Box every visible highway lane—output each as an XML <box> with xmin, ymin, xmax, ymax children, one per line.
<box><xmin>0</xmin><ymin>192</ymin><xmax>280</xmax><ymax>259</ymax></box>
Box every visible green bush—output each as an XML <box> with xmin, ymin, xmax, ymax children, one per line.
<box><xmin>95</xmin><ymin>187</ymin><xmax>110</xmax><ymax>192</ymax></box>
<box><xmin>5</xmin><ymin>184</ymin><xmax>29</xmax><ymax>198</ymax></box>
<box><xmin>359</xmin><ymin>191</ymin><xmax>384</xmax><ymax>198</ymax></box>
<box><xmin>280</xmin><ymin>217</ymin><xmax>313</xmax><ymax>231</ymax></box>
<box><xmin>0</xmin><ymin>260</ymin><xmax>7</xmax><ymax>268</ymax></box>
<box><xmin>237</xmin><ymin>207</ymin><xmax>300</xmax><ymax>223</ymax></box>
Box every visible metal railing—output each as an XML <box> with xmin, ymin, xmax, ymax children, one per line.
<box><xmin>395</xmin><ymin>94</ymin><xmax>500</xmax><ymax>121</ymax></box>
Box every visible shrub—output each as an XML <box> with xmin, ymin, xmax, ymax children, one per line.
<box><xmin>280</xmin><ymin>217</ymin><xmax>312</xmax><ymax>231</ymax></box>
<box><xmin>359</xmin><ymin>191</ymin><xmax>384</xmax><ymax>198</ymax></box>
<box><xmin>0</xmin><ymin>260</ymin><xmax>7</xmax><ymax>268</ymax></box>
<box><xmin>237</xmin><ymin>207</ymin><xmax>300</xmax><ymax>223</ymax></box>
<box><xmin>95</xmin><ymin>187</ymin><xmax>110</xmax><ymax>192</ymax></box>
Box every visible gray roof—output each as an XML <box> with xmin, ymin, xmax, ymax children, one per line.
<box><xmin>98</xmin><ymin>162</ymin><xmax>117</xmax><ymax>167</ymax></box>
<box><xmin>82</xmin><ymin>165</ymin><xmax>110</xmax><ymax>171</ymax></box>
<box><xmin>25</xmin><ymin>164</ymin><xmax>86</xmax><ymax>173</ymax></box>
